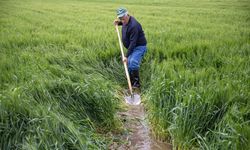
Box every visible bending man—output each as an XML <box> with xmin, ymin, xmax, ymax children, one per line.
<box><xmin>114</xmin><ymin>7</ymin><xmax>147</xmax><ymax>90</ymax></box>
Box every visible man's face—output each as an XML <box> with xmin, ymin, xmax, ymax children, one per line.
<box><xmin>119</xmin><ymin>15</ymin><xmax>129</xmax><ymax>25</ymax></box>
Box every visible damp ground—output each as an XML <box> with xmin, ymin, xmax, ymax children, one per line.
<box><xmin>110</xmin><ymin>103</ymin><xmax>172</xmax><ymax>150</ymax></box>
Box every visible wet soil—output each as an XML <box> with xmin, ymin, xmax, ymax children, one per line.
<box><xmin>110</xmin><ymin>104</ymin><xmax>172</xmax><ymax>150</ymax></box>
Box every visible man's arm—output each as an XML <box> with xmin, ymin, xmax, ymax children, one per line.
<box><xmin>126</xmin><ymin>26</ymin><xmax>139</xmax><ymax>57</ymax></box>
<box><xmin>118</xmin><ymin>21</ymin><xmax>122</xmax><ymax>26</ymax></box>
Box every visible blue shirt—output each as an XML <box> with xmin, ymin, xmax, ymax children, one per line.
<box><xmin>120</xmin><ymin>16</ymin><xmax>147</xmax><ymax>57</ymax></box>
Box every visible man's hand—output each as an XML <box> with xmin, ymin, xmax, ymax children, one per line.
<box><xmin>113</xmin><ymin>19</ymin><xmax>120</xmax><ymax>26</ymax></box>
<box><xmin>123</xmin><ymin>57</ymin><xmax>127</xmax><ymax>64</ymax></box>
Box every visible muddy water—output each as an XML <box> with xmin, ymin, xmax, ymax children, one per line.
<box><xmin>115</xmin><ymin>104</ymin><xmax>172</xmax><ymax>150</ymax></box>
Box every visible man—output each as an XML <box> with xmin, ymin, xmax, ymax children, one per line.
<box><xmin>114</xmin><ymin>7</ymin><xmax>147</xmax><ymax>90</ymax></box>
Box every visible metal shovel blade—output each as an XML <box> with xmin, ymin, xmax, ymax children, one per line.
<box><xmin>125</xmin><ymin>94</ymin><xmax>141</xmax><ymax>105</ymax></box>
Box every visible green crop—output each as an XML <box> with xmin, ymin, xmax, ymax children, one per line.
<box><xmin>1</xmin><ymin>0</ymin><xmax>249</xmax><ymax>149</ymax></box>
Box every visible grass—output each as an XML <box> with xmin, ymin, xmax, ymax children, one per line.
<box><xmin>0</xmin><ymin>0</ymin><xmax>250</xmax><ymax>149</ymax></box>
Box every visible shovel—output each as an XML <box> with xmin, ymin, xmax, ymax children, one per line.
<box><xmin>115</xmin><ymin>25</ymin><xmax>141</xmax><ymax>105</ymax></box>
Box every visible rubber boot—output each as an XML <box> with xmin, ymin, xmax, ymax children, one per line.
<box><xmin>131</xmin><ymin>70</ymin><xmax>140</xmax><ymax>88</ymax></box>
<box><xmin>129</xmin><ymin>71</ymin><xmax>134</xmax><ymax>88</ymax></box>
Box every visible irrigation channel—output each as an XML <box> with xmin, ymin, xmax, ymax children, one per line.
<box><xmin>111</xmin><ymin>103</ymin><xmax>172</xmax><ymax>150</ymax></box>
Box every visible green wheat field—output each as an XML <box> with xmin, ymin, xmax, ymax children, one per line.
<box><xmin>0</xmin><ymin>0</ymin><xmax>249</xmax><ymax>149</ymax></box>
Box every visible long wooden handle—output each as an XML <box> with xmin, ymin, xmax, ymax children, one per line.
<box><xmin>115</xmin><ymin>25</ymin><xmax>133</xmax><ymax>95</ymax></box>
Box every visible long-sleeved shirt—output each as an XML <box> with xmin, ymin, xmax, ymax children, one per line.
<box><xmin>118</xmin><ymin>16</ymin><xmax>147</xmax><ymax>57</ymax></box>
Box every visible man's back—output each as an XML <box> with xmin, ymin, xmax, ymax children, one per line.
<box><xmin>121</xmin><ymin>16</ymin><xmax>147</xmax><ymax>57</ymax></box>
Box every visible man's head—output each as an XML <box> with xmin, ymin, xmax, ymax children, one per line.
<box><xmin>117</xmin><ymin>7</ymin><xmax>130</xmax><ymax>25</ymax></box>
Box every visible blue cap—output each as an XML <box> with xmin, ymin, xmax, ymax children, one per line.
<box><xmin>116</xmin><ymin>7</ymin><xmax>128</xmax><ymax>18</ymax></box>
